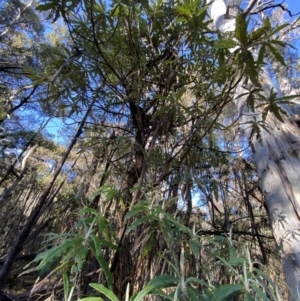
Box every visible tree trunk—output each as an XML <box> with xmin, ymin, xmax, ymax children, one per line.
<box><xmin>0</xmin><ymin>99</ymin><xmax>95</xmax><ymax>286</ymax></box>
<box><xmin>210</xmin><ymin>1</ymin><xmax>300</xmax><ymax>299</ymax></box>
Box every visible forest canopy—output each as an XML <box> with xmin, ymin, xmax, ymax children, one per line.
<box><xmin>0</xmin><ymin>0</ymin><xmax>300</xmax><ymax>300</ymax></box>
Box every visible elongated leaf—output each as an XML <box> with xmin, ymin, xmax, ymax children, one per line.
<box><xmin>77</xmin><ymin>297</ymin><xmax>103</xmax><ymax>301</ymax></box>
<box><xmin>248</xmin><ymin>27</ymin><xmax>266</xmax><ymax>43</ymax></box>
<box><xmin>213</xmin><ymin>40</ymin><xmax>238</xmax><ymax>49</ymax></box>
<box><xmin>212</xmin><ymin>284</ymin><xmax>244</xmax><ymax>301</ymax></box>
<box><xmin>125</xmin><ymin>202</ymin><xmax>149</xmax><ymax>220</ymax></box>
<box><xmin>133</xmin><ymin>275</ymin><xmax>178</xmax><ymax>301</ymax></box>
<box><xmin>235</xmin><ymin>13</ymin><xmax>247</xmax><ymax>45</ymax></box>
<box><xmin>63</xmin><ymin>271</ymin><xmax>70</xmax><ymax>301</ymax></box>
<box><xmin>265</xmin><ymin>23</ymin><xmax>289</xmax><ymax>39</ymax></box>
<box><xmin>106</xmin><ymin>188</ymin><xmax>117</xmax><ymax>201</ymax></box>
<box><xmin>251</xmin><ymin>285</ymin><xmax>271</xmax><ymax>301</ymax></box>
<box><xmin>267</xmin><ymin>43</ymin><xmax>286</xmax><ymax>66</ymax></box>
<box><xmin>89</xmin><ymin>283</ymin><xmax>119</xmax><ymax>301</ymax></box>
<box><xmin>36</xmin><ymin>3</ymin><xmax>56</xmax><ymax>11</ymax></box>
<box><xmin>244</xmin><ymin>292</ymin><xmax>255</xmax><ymax>301</ymax></box>
<box><xmin>186</xmin><ymin>277</ymin><xmax>210</xmax><ymax>287</ymax></box>
<box><xmin>257</xmin><ymin>44</ymin><xmax>265</xmax><ymax>66</ymax></box>
<box><xmin>175</xmin><ymin>6</ymin><xmax>191</xmax><ymax>18</ymax></box>
<box><xmin>186</xmin><ymin>287</ymin><xmax>201</xmax><ymax>301</ymax></box>
<box><xmin>97</xmin><ymin>253</ymin><xmax>113</xmax><ymax>288</ymax></box>
<box><xmin>126</xmin><ymin>215</ymin><xmax>154</xmax><ymax>233</ymax></box>
<box><xmin>90</xmin><ymin>234</ymin><xmax>102</xmax><ymax>256</ymax></box>
<box><xmin>147</xmin><ymin>275</ymin><xmax>178</xmax><ymax>288</ymax></box>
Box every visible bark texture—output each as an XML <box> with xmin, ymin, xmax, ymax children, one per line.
<box><xmin>210</xmin><ymin>0</ymin><xmax>300</xmax><ymax>299</ymax></box>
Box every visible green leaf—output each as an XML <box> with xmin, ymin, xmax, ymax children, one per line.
<box><xmin>248</xmin><ymin>27</ymin><xmax>266</xmax><ymax>43</ymax></box>
<box><xmin>186</xmin><ymin>287</ymin><xmax>201</xmax><ymax>301</ymax></box>
<box><xmin>36</xmin><ymin>3</ymin><xmax>56</xmax><ymax>11</ymax></box>
<box><xmin>137</xmin><ymin>0</ymin><xmax>149</xmax><ymax>9</ymax></box>
<box><xmin>269</xmin><ymin>103</ymin><xmax>285</xmax><ymax>122</ymax></box>
<box><xmin>35</xmin><ymin>237</ymin><xmax>83</xmax><ymax>272</ymax></box>
<box><xmin>90</xmin><ymin>234</ymin><xmax>102</xmax><ymax>256</ymax></box>
<box><xmin>246</xmin><ymin>93</ymin><xmax>255</xmax><ymax>112</ymax></box>
<box><xmin>77</xmin><ymin>297</ymin><xmax>103</xmax><ymax>301</ymax></box>
<box><xmin>245</xmin><ymin>51</ymin><xmax>259</xmax><ymax>86</ymax></box>
<box><xmin>235</xmin><ymin>13</ymin><xmax>248</xmax><ymax>45</ymax></box>
<box><xmin>175</xmin><ymin>6</ymin><xmax>191</xmax><ymax>18</ymax></box>
<box><xmin>63</xmin><ymin>271</ymin><xmax>70</xmax><ymax>301</ymax></box>
<box><xmin>101</xmin><ymin>239</ymin><xmax>118</xmax><ymax>250</ymax></box>
<box><xmin>75</xmin><ymin>246</ymin><xmax>88</xmax><ymax>271</ymax></box>
<box><xmin>186</xmin><ymin>277</ymin><xmax>210</xmax><ymax>287</ymax></box>
<box><xmin>263</xmin><ymin>17</ymin><xmax>271</xmax><ymax>29</ymax></box>
<box><xmin>244</xmin><ymin>292</ymin><xmax>255</xmax><ymax>301</ymax></box>
<box><xmin>126</xmin><ymin>215</ymin><xmax>154</xmax><ymax>233</ymax></box>
<box><xmin>98</xmin><ymin>215</ymin><xmax>106</xmax><ymax>235</ymax></box>
<box><xmin>251</xmin><ymin>285</ymin><xmax>270</xmax><ymax>301</ymax></box>
<box><xmin>213</xmin><ymin>39</ymin><xmax>238</xmax><ymax>49</ymax></box>
<box><xmin>133</xmin><ymin>275</ymin><xmax>178</xmax><ymax>301</ymax></box>
<box><xmin>106</xmin><ymin>188</ymin><xmax>117</xmax><ymax>200</ymax></box>
<box><xmin>265</xmin><ymin>23</ymin><xmax>289</xmax><ymax>39</ymax></box>
<box><xmin>212</xmin><ymin>284</ymin><xmax>244</xmax><ymax>301</ymax></box>
<box><xmin>257</xmin><ymin>44</ymin><xmax>265</xmax><ymax>66</ymax></box>
<box><xmin>147</xmin><ymin>275</ymin><xmax>178</xmax><ymax>288</ymax></box>
<box><xmin>89</xmin><ymin>283</ymin><xmax>119</xmax><ymax>301</ymax></box>
<box><xmin>97</xmin><ymin>253</ymin><xmax>113</xmax><ymax>288</ymax></box>
<box><xmin>125</xmin><ymin>202</ymin><xmax>149</xmax><ymax>220</ymax></box>
<box><xmin>267</xmin><ymin>43</ymin><xmax>286</xmax><ymax>66</ymax></box>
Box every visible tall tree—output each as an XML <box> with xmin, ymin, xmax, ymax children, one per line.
<box><xmin>210</xmin><ymin>0</ymin><xmax>300</xmax><ymax>298</ymax></box>
<box><xmin>0</xmin><ymin>0</ymin><xmax>299</xmax><ymax>299</ymax></box>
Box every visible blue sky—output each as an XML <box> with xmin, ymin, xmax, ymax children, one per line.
<box><xmin>285</xmin><ymin>0</ymin><xmax>299</xmax><ymax>16</ymax></box>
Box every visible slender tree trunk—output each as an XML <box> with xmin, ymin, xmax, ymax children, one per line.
<box><xmin>210</xmin><ymin>1</ymin><xmax>300</xmax><ymax>299</ymax></box>
<box><xmin>0</xmin><ymin>99</ymin><xmax>95</xmax><ymax>286</ymax></box>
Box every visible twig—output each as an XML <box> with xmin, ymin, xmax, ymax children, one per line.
<box><xmin>252</xmin><ymin>2</ymin><xmax>300</xmax><ymax>18</ymax></box>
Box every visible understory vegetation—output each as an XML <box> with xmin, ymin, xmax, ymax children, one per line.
<box><xmin>0</xmin><ymin>0</ymin><xmax>300</xmax><ymax>300</ymax></box>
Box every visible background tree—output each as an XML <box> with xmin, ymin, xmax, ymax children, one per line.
<box><xmin>0</xmin><ymin>0</ymin><xmax>299</xmax><ymax>300</ymax></box>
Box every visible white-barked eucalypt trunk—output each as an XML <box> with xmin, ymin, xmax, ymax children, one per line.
<box><xmin>209</xmin><ymin>0</ymin><xmax>300</xmax><ymax>299</ymax></box>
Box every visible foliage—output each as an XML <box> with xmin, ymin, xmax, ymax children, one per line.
<box><xmin>0</xmin><ymin>0</ymin><xmax>299</xmax><ymax>300</ymax></box>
